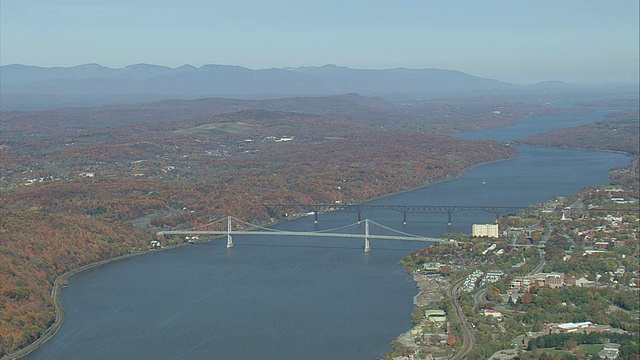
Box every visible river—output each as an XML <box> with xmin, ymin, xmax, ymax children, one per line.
<box><xmin>24</xmin><ymin>108</ymin><xmax>632</xmax><ymax>360</ymax></box>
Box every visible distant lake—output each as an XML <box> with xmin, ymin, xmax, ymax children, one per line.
<box><xmin>25</xmin><ymin>108</ymin><xmax>631</xmax><ymax>360</ymax></box>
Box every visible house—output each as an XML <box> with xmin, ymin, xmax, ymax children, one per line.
<box><xmin>510</xmin><ymin>277</ymin><xmax>532</xmax><ymax>291</ymax></box>
<box><xmin>612</xmin><ymin>240</ymin><xmax>626</xmax><ymax>248</ymax></box>
<box><xmin>545</xmin><ymin>273</ymin><xmax>564</xmax><ymax>289</ymax></box>
<box><xmin>424</xmin><ymin>309</ymin><xmax>447</xmax><ymax>322</ymax></box>
<box><xmin>480</xmin><ymin>270</ymin><xmax>505</xmax><ymax>287</ymax></box>
<box><xmin>575</xmin><ymin>277</ymin><xmax>595</xmax><ymax>287</ymax></box>
<box><xmin>423</xmin><ymin>262</ymin><xmax>443</xmax><ymax>272</ymax></box>
<box><xmin>483</xmin><ymin>309</ymin><xmax>503</xmax><ymax>318</ymax></box>
<box><xmin>599</xmin><ymin>343</ymin><xmax>620</xmax><ymax>359</ymax></box>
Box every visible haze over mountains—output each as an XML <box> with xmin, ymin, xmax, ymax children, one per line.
<box><xmin>5</xmin><ymin>63</ymin><xmax>637</xmax><ymax>111</ymax></box>
<box><xmin>0</xmin><ymin>63</ymin><xmax>535</xmax><ymax>110</ymax></box>
<box><xmin>1</xmin><ymin>63</ymin><xmax>514</xmax><ymax>95</ymax></box>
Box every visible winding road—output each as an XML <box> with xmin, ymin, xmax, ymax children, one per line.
<box><xmin>448</xmin><ymin>278</ymin><xmax>476</xmax><ymax>360</ymax></box>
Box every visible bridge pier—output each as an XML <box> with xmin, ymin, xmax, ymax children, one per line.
<box><xmin>314</xmin><ymin>211</ymin><xmax>318</xmax><ymax>224</ymax></box>
<box><xmin>364</xmin><ymin>219</ymin><xmax>371</xmax><ymax>252</ymax></box>
<box><xmin>357</xmin><ymin>211</ymin><xmax>362</xmax><ymax>224</ymax></box>
<box><xmin>226</xmin><ymin>216</ymin><xmax>234</xmax><ymax>248</ymax></box>
<box><xmin>447</xmin><ymin>212</ymin><xmax>453</xmax><ymax>227</ymax></box>
<box><xmin>403</xmin><ymin>212</ymin><xmax>407</xmax><ymax>225</ymax></box>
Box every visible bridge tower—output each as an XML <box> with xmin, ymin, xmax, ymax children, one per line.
<box><xmin>364</xmin><ymin>219</ymin><xmax>370</xmax><ymax>253</ymax></box>
<box><xmin>226</xmin><ymin>216</ymin><xmax>233</xmax><ymax>248</ymax></box>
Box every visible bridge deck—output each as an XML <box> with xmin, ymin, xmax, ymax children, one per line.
<box><xmin>157</xmin><ymin>230</ymin><xmax>440</xmax><ymax>242</ymax></box>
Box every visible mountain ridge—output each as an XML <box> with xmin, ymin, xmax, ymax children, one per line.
<box><xmin>3</xmin><ymin>63</ymin><xmax>612</xmax><ymax>110</ymax></box>
<box><xmin>1</xmin><ymin>63</ymin><xmax>514</xmax><ymax>96</ymax></box>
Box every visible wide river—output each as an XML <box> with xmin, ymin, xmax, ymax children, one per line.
<box><xmin>25</xmin><ymin>108</ymin><xmax>631</xmax><ymax>360</ymax></box>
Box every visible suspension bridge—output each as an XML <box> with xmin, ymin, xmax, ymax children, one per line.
<box><xmin>157</xmin><ymin>216</ymin><xmax>445</xmax><ymax>252</ymax></box>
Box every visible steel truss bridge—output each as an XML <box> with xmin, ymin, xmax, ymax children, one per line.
<box><xmin>157</xmin><ymin>216</ymin><xmax>446</xmax><ymax>252</ymax></box>
<box><xmin>264</xmin><ymin>203</ymin><xmax>539</xmax><ymax>226</ymax></box>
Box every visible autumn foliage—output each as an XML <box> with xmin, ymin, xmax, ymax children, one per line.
<box><xmin>517</xmin><ymin>110</ymin><xmax>640</xmax><ymax>156</ymax></box>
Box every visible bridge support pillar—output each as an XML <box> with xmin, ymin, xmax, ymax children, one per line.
<box><xmin>314</xmin><ymin>211</ymin><xmax>318</xmax><ymax>224</ymax></box>
<box><xmin>357</xmin><ymin>211</ymin><xmax>362</xmax><ymax>224</ymax></box>
<box><xmin>226</xmin><ymin>216</ymin><xmax>234</xmax><ymax>248</ymax></box>
<box><xmin>447</xmin><ymin>212</ymin><xmax>452</xmax><ymax>227</ymax></box>
<box><xmin>403</xmin><ymin>212</ymin><xmax>407</xmax><ymax>225</ymax></box>
<box><xmin>364</xmin><ymin>219</ymin><xmax>370</xmax><ymax>252</ymax></box>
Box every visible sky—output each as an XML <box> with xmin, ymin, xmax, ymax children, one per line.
<box><xmin>1</xmin><ymin>0</ymin><xmax>638</xmax><ymax>84</ymax></box>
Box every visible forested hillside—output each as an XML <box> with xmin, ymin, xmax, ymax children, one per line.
<box><xmin>0</xmin><ymin>93</ymin><xmax>581</xmax><ymax>137</ymax></box>
<box><xmin>516</xmin><ymin>109</ymin><xmax>640</xmax><ymax>155</ymax></box>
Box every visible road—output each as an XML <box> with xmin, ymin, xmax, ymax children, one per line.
<box><xmin>529</xmin><ymin>227</ymin><xmax>550</xmax><ymax>275</ymax></box>
<box><xmin>530</xmin><ymin>249</ymin><xmax>546</xmax><ymax>274</ymax></box>
<box><xmin>449</xmin><ymin>278</ymin><xmax>476</xmax><ymax>360</ymax></box>
<box><xmin>474</xmin><ymin>287</ymin><xmax>487</xmax><ymax>308</ymax></box>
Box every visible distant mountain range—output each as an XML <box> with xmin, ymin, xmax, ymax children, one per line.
<box><xmin>15</xmin><ymin>63</ymin><xmax>638</xmax><ymax>111</ymax></box>
<box><xmin>0</xmin><ymin>64</ymin><xmax>521</xmax><ymax>108</ymax></box>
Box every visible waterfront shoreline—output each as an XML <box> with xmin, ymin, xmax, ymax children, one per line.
<box><xmin>1</xmin><ymin>245</ymin><xmax>185</xmax><ymax>360</ymax></box>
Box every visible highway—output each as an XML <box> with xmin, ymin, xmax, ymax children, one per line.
<box><xmin>449</xmin><ymin>278</ymin><xmax>476</xmax><ymax>360</ymax></box>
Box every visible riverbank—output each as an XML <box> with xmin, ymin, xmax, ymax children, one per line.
<box><xmin>362</xmin><ymin>154</ymin><xmax>521</xmax><ymax>206</ymax></box>
<box><xmin>512</xmin><ymin>141</ymin><xmax>637</xmax><ymax>157</ymax></box>
<box><xmin>1</xmin><ymin>244</ymin><xmax>185</xmax><ymax>360</ymax></box>
<box><xmin>387</xmin><ymin>274</ymin><xmax>459</xmax><ymax>359</ymax></box>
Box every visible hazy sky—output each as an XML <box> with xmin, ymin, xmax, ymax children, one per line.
<box><xmin>1</xmin><ymin>0</ymin><xmax>638</xmax><ymax>84</ymax></box>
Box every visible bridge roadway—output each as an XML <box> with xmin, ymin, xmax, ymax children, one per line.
<box><xmin>156</xmin><ymin>230</ymin><xmax>441</xmax><ymax>243</ymax></box>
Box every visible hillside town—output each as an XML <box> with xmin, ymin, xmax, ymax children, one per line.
<box><xmin>387</xmin><ymin>166</ymin><xmax>639</xmax><ymax>360</ymax></box>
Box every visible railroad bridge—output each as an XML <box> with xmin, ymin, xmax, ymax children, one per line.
<box><xmin>264</xmin><ymin>203</ymin><xmax>539</xmax><ymax>226</ymax></box>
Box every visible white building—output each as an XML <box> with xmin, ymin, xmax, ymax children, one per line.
<box><xmin>473</xmin><ymin>224</ymin><xmax>499</xmax><ymax>238</ymax></box>
<box><xmin>552</xmin><ymin>321</ymin><xmax>592</xmax><ymax>333</ymax></box>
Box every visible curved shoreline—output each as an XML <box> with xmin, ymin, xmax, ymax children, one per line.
<box><xmin>512</xmin><ymin>141</ymin><xmax>637</xmax><ymax>157</ymax></box>
<box><xmin>2</xmin><ymin>245</ymin><xmax>183</xmax><ymax>360</ymax></box>
<box><xmin>357</xmin><ymin>155</ymin><xmax>520</xmax><ymax>206</ymax></box>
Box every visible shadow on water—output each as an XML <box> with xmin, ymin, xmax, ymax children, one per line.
<box><xmin>225</xmin><ymin>242</ymin><xmax>427</xmax><ymax>252</ymax></box>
